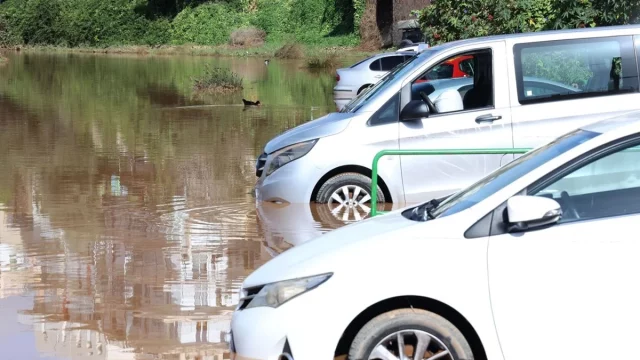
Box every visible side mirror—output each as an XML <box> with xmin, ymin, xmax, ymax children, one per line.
<box><xmin>400</xmin><ymin>100</ymin><xmax>429</xmax><ymax>122</ymax></box>
<box><xmin>506</xmin><ymin>195</ymin><xmax>562</xmax><ymax>232</ymax></box>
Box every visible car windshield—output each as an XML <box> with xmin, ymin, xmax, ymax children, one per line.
<box><xmin>340</xmin><ymin>50</ymin><xmax>436</xmax><ymax>113</ymax></box>
<box><xmin>425</xmin><ymin>128</ymin><xmax>602</xmax><ymax>219</ymax></box>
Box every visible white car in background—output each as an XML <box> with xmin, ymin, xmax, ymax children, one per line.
<box><xmin>333</xmin><ymin>51</ymin><xmax>415</xmax><ymax>110</ymax></box>
<box><xmin>231</xmin><ymin>112</ymin><xmax>640</xmax><ymax>360</ymax></box>
<box><xmin>397</xmin><ymin>41</ymin><xmax>429</xmax><ymax>53</ymax></box>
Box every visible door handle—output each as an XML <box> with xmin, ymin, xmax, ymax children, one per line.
<box><xmin>475</xmin><ymin>114</ymin><xmax>502</xmax><ymax>124</ymax></box>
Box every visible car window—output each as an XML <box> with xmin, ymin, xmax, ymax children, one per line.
<box><xmin>350</xmin><ymin>56</ymin><xmax>373</xmax><ymax>68</ymax></box>
<box><xmin>369</xmin><ymin>93</ymin><xmax>400</xmax><ymax>126</ymax></box>
<box><xmin>410</xmin><ymin>49</ymin><xmax>493</xmax><ymax>114</ymax></box>
<box><xmin>530</xmin><ymin>142</ymin><xmax>640</xmax><ymax>223</ymax></box>
<box><xmin>380</xmin><ymin>56</ymin><xmax>407</xmax><ymax>71</ymax></box>
<box><xmin>341</xmin><ymin>49</ymin><xmax>436</xmax><ymax>113</ymax></box>
<box><xmin>523</xmin><ymin>80</ymin><xmax>579</xmax><ymax>97</ymax></box>
<box><xmin>425</xmin><ymin>64</ymin><xmax>454</xmax><ymax>80</ymax></box>
<box><xmin>514</xmin><ymin>36</ymin><xmax>639</xmax><ymax>104</ymax></box>
<box><xmin>369</xmin><ymin>59</ymin><xmax>382</xmax><ymax>71</ymax></box>
<box><xmin>459</xmin><ymin>58</ymin><xmax>474</xmax><ymax>76</ymax></box>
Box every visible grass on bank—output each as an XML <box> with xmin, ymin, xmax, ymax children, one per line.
<box><xmin>192</xmin><ymin>66</ymin><xmax>243</xmax><ymax>94</ymax></box>
<box><xmin>306</xmin><ymin>52</ymin><xmax>341</xmax><ymax>70</ymax></box>
<box><xmin>10</xmin><ymin>42</ymin><xmax>374</xmax><ymax>59</ymax></box>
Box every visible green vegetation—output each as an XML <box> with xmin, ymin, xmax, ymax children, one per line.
<box><xmin>274</xmin><ymin>43</ymin><xmax>304</xmax><ymax>59</ymax></box>
<box><xmin>418</xmin><ymin>0</ymin><xmax>640</xmax><ymax>45</ymax></box>
<box><xmin>0</xmin><ymin>0</ymin><xmax>365</xmax><ymax>50</ymax></box>
<box><xmin>418</xmin><ymin>0</ymin><xmax>640</xmax><ymax>89</ymax></box>
<box><xmin>192</xmin><ymin>65</ymin><xmax>243</xmax><ymax>93</ymax></box>
<box><xmin>306</xmin><ymin>52</ymin><xmax>340</xmax><ymax>70</ymax></box>
<box><xmin>0</xmin><ymin>54</ymin><xmax>7</xmax><ymax>64</ymax></box>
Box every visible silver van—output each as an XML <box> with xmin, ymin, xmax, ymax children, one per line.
<box><xmin>255</xmin><ymin>25</ymin><xmax>640</xmax><ymax>218</ymax></box>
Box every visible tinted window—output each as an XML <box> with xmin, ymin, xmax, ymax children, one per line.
<box><xmin>380</xmin><ymin>56</ymin><xmax>406</xmax><ymax>71</ymax></box>
<box><xmin>351</xmin><ymin>56</ymin><xmax>373</xmax><ymax>68</ymax></box>
<box><xmin>369</xmin><ymin>93</ymin><xmax>399</xmax><ymax>126</ymax></box>
<box><xmin>458</xmin><ymin>58</ymin><xmax>474</xmax><ymax>76</ymax></box>
<box><xmin>369</xmin><ymin>59</ymin><xmax>382</xmax><ymax>71</ymax></box>
<box><xmin>531</xmin><ymin>142</ymin><xmax>640</xmax><ymax>222</ymax></box>
<box><xmin>514</xmin><ymin>36</ymin><xmax>639</xmax><ymax>104</ymax></box>
<box><xmin>523</xmin><ymin>80</ymin><xmax>581</xmax><ymax>97</ymax></box>
<box><xmin>426</xmin><ymin>64</ymin><xmax>454</xmax><ymax>80</ymax></box>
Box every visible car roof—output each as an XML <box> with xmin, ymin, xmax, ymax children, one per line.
<box><xmin>428</xmin><ymin>24</ymin><xmax>640</xmax><ymax>53</ymax></box>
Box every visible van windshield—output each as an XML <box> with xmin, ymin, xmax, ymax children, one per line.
<box><xmin>341</xmin><ymin>50</ymin><xmax>436</xmax><ymax>113</ymax></box>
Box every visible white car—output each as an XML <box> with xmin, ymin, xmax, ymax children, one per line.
<box><xmin>231</xmin><ymin>112</ymin><xmax>640</xmax><ymax>360</ymax></box>
<box><xmin>396</xmin><ymin>41</ymin><xmax>429</xmax><ymax>53</ymax></box>
<box><xmin>333</xmin><ymin>52</ymin><xmax>415</xmax><ymax>110</ymax></box>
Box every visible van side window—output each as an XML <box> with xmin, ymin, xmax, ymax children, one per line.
<box><xmin>369</xmin><ymin>93</ymin><xmax>399</xmax><ymax>126</ymax></box>
<box><xmin>410</xmin><ymin>49</ymin><xmax>493</xmax><ymax>114</ymax></box>
<box><xmin>514</xmin><ymin>36</ymin><xmax>639</xmax><ymax>104</ymax></box>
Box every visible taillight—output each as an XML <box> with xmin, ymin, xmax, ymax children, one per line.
<box><xmin>336</xmin><ymin>73</ymin><xmax>340</xmax><ymax>82</ymax></box>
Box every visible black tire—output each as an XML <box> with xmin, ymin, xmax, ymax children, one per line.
<box><xmin>349</xmin><ymin>309</ymin><xmax>474</xmax><ymax>360</ymax></box>
<box><xmin>357</xmin><ymin>84</ymin><xmax>373</xmax><ymax>94</ymax></box>
<box><xmin>315</xmin><ymin>172</ymin><xmax>386</xmax><ymax>204</ymax></box>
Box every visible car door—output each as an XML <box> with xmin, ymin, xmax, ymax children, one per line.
<box><xmin>488</xmin><ymin>139</ymin><xmax>640</xmax><ymax>360</ymax></box>
<box><xmin>398</xmin><ymin>41</ymin><xmax>513</xmax><ymax>203</ymax></box>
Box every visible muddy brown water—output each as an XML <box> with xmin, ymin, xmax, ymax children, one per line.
<box><xmin>0</xmin><ymin>52</ymin><xmax>404</xmax><ymax>359</ymax></box>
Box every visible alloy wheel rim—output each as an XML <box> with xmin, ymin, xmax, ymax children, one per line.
<box><xmin>327</xmin><ymin>185</ymin><xmax>372</xmax><ymax>222</ymax></box>
<box><xmin>368</xmin><ymin>329</ymin><xmax>453</xmax><ymax>360</ymax></box>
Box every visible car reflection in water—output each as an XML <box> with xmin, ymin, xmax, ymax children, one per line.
<box><xmin>256</xmin><ymin>201</ymin><xmax>401</xmax><ymax>253</ymax></box>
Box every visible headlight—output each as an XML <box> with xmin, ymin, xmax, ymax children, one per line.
<box><xmin>242</xmin><ymin>273</ymin><xmax>332</xmax><ymax>309</ymax></box>
<box><xmin>265</xmin><ymin>139</ymin><xmax>317</xmax><ymax>176</ymax></box>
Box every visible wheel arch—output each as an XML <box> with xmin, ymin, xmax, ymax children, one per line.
<box><xmin>333</xmin><ymin>295</ymin><xmax>488</xmax><ymax>360</ymax></box>
<box><xmin>310</xmin><ymin>165</ymin><xmax>393</xmax><ymax>203</ymax></box>
<box><xmin>357</xmin><ymin>84</ymin><xmax>373</xmax><ymax>94</ymax></box>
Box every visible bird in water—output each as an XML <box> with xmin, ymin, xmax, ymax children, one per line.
<box><xmin>242</xmin><ymin>99</ymin><xmax>261</xmax><ymax>106</ymax></box>
<box><xmin>264</xmin><ymin>59</ymin><xmax>270</xmax><ymax>66</ymax></box>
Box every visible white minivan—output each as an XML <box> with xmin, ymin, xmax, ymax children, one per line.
<box><xmin>255</xmin><ymin>25</ymin><xmax>640</xmax><ymax>219</ymax></box>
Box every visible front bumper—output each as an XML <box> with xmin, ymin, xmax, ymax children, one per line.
<box><xmin>255</xmin><ymin>155</ymin><xmax>322</xmax><ymax>204</ymax></box>
<box><xmin>230</xmin><ymin>291</ymin><xmax>342</xmax><ymax>360</ymax></box>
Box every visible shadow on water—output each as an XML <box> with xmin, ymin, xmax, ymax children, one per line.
<box><xmin>0</xmin><ymin>51</ymin><xmax>372</xmax><ymax>359</ymax></box>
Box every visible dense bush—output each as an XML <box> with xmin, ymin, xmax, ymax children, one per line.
<box><xmin>1</xmin><ymin>0</ymin><xmax>62</xmax><ymax>45</ymax></box>
<box><xmin>171</xmin><ymin>3</ymin><xmax>248</xmax><ymax>45</ymax></box>
<box><xmin>274</xmin><ymin>43</ymin><xmax>304</xmax><ymax>59</ymax></box>
<box><xmin>419</xmin><ymin>0</ymin><xmax>640</xmax><ymax>46</ymax></box>
<box><xmin>306</xmin><ymin>52</ymin><xmax>340</xmax><ymax>70</ymax></box>
<box><xmin>57</xmin><ymin>0</ymin><xmax>150</xmax><ymax>46</ymax></box>
<box><xmin>192</xmin><ymin>65</ymin><xmax>243</xmax><ymax>93</ymax></box>
<box><xmin>0</xmin><ymin>14</ymin><xmax>20</xmax><ymax>46</ymax></box>
<box><xmin>229</xmin><ymin>26</ymin><xmax>266</xmax><ymax>46</ymax></box>
<box><xmin>0</xmin><ymin>0</ymin><xmax>363</xmax><ymax>47</ymax></box>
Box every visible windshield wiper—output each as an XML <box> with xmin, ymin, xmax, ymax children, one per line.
<box><xmin>407</xmin><ymin>198</ymin><xmax>440</xmax><ymax>221</ymax></box>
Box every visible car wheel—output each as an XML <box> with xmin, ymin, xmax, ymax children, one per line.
<box><xmin>349</xmin><ymin>309</ymin><xmax>474</xmax><ymax>360</ymax></box>
<box><xmin>315</xmin><ymin>173</ymin><xmax>385</xmax><ymax>221</ymax></box>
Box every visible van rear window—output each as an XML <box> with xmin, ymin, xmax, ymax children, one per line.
<box><xmin>513</xmin><ymin>36</ymin><xmax>639</xmax><ymax>104</ymax></box>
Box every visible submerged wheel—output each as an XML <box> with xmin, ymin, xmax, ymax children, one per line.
<box><xmin>315</xmin><ymin>173</ymin><xmax>385</xmax><ymax>222</ymax></box>
<box><xmin>349</xmin><ymin>309</ymin><xmax>474</xmax><ymax>360</ymax></box>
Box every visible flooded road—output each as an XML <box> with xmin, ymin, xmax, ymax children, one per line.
<box><xmin>0</xmin><ymin>52</ymin><xmax>389</xmax><ymax>359</ymax></box>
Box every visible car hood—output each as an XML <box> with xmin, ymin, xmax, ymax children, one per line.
<box><xmin>242</xmin><ymin>209</ymin><xmax>458</xmax><ymax>288</ymax></box>
<box><xmin>264</xmin><ymin>111</ymin><xmax>358</xmax><ymax>154</ymax></box>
